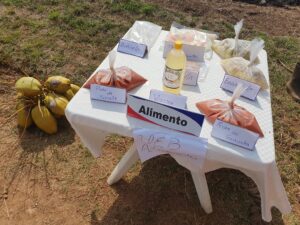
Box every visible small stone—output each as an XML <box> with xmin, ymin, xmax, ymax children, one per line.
<box><xmin>27</xmin><ymin>208</ymin><xmax>36</xmax><ymax>215</ymax></box>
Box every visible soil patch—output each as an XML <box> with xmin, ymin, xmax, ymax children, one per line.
<box><xmin>149</xmin><ymin>0</ymin><xmax>300</xmax><ymax>36</ymax></box>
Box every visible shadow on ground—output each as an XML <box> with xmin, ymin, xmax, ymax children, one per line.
<box><xmin>89</xmin><ymin>156</ymin><xmax>284</xmax><ymax>225</ymax></box>
<box><xmin>19</xmin><ymin>117</ymin><xmax>76</xmax><ymax>153</ymax></box>
<box><xmin>2</xmin><ymin>118</ymin><xmax>76</xmax><ymax>191</ymax></box>
<box><xmin>235</xmin><ymin>0</ymin><xmax>300</xmax><ymax>6</ymax></box>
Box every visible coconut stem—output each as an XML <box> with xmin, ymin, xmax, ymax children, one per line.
<box><xmin>0</xmin><ymin>106</ymin><xmax>29</xmax><ymax>126</ymax></box>
<box><xmin>38</xmin><ymin>98</ymin><xmax>44</xmax><ymax>117</ymax></box>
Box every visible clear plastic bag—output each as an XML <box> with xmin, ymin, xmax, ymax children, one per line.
<box><xmin>221</xmin><ymin>38</ymin><xmax>269</xmax><ymax>90</ymax></box>
<box><xmin>196</xmin><ymin>84</ymin><xmax>264</xmax><ymax>137</ymax></box>
<box><xmin>166</xmin><ymin>22</ymin><xmax>218</xmax><ymax>47</ymax></box>
<box><xmin>84</xmin><ymin>50</ymin><xmax>147</xmax><ymax>91</ymax></box>
<box><xmin>212</xmin><ymin>19</ymin><xmax>257</xmax><ymax>62</ymax></box>
<box><xmin>123</xmin><ymin>21</ymin><xmax>162</xmax><ymax>50</ymax></box>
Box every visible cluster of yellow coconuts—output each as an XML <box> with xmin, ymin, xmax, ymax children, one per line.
<box><xmin>15</xmin><ymin>76</ymin><xmax>80</xmax><ymax>134</ymax></box>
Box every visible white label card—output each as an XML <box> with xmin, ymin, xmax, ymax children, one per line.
<box><xmin>184</xmin><ymin>70</ymin><xmax>198</xmax><ymax>86</ymax></box>
<box><xmin>90</xmin><ymin>84</ymin><xmax>126</xmax><ymax>104</ymax></box>
<box><xmin>117</xmin><ymin>39</ymin><xmax>147</xmax><ymax>58</ymax></box>
<box><xmin>211</xmin><ymin>119</ymin><xmax>259</xmax><ymax>150</ymax></box>
<box><xmin>183</xmin><ymin>61</ymin><xmax>201</xmax><ymax>86</ymax></box>
<box><xmin>221</xmin><ymin>74</ymin><xmax>261</xmax><ymax>100</ymax></box>
<box><xmin>163</xmin><ymin>41</ymin><xmax>205</xmax><ymax>62</ymax></box>
<box><xmin>149</xmin><ymin>89</ymin><xmax>187</xmax><ymax>109</ymax></box>
<box><xmin>133</xmin><ymin>128</ymin><xmax>208</xmax><ymax>171</ymax></box>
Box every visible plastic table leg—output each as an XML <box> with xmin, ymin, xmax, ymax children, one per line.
<box><xmin>107</xmin><ymin>145</ymin><xmax>213</xmax><ymax>215</ymax></box>
<box><xmin>191</xmin><ymin>171</ymin><xmax>213</xmax><ymax>214</ymax></box>
<box><xmin>107</xmin><ymin>145</ymin><xmax>139</xmax><ymax>185</ymax></box>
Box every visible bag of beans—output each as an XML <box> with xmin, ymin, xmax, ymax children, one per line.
<box><xmin>220</xmin><ymin>38</ymin><xmax>268</xmax><ymax>90</ymax></box>
<box><xmin>212</xmin><ymin>19</ymin><xmax>259</xmax><ymax>63</ymax></box>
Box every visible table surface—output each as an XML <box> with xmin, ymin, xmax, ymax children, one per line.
<box><xmin>66</xmin><ymin>30</ymin><xmax>275</xmax><ymax>168</ymax></box>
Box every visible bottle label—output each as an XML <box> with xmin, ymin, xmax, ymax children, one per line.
<box><xmin>163</xmin><ymin>66</ymin><xmax>183</xmax><ymax>89</ymax></box>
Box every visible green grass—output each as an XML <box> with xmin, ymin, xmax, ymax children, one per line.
<box><xmin>48</xmin><ymin>10</ymin><xmax>60</xmax><ymax>21</ymax></box>
<box><xmin>0</xmin><ymin>30</ymin><xmax>20</xmax><ymax>44</ymax></box>
<box><xmin>109</xmin><ymin>0</ymin><xmax>156</xmax><ymax>14</ymax></box>
<box><xmin>1</xmin><ymin>0</ymin><xmax>25</xmax><ymax>6</ymax></box>
<box><xmin>0</xmin><ymin>0</ymin><xmax>182</xmax><ymax>78</ymax></box>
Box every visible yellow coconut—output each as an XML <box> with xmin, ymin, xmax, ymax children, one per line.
<box><xmin>70</xmin><ymin>84</ymin><xmax>80</xmax><ymax>94</ymax></box>
<box><xmin>31</xmin><ymin>106</ymin><xmax>57</xmax><ymax>134</ymax></box>
<box><xmin>17</xmin><ymin>92</ymin><xmax>24</xmax><ymax>99</ymax></box>
<box><xmin>15</xmin><ymin>77</ymin><xmax>42</xmax><ymax>97</ymax></box>
<box><xmin>45</xmin><ymin>76</ymin><xmax>70</xmax><ymax>93</ymax></box>
<box><xmin>44</xmin><ymin>93</ymin><xmax>69</xmax><ymax>116</ymax></box>
<box><xmin>16</xmin><ymin>102</ymin><xmax>33</xmax><ymax>128</ymax></box>
<box><xmin>64</xmin><ymin>89</ymin><xmax>74</xmax><ymax>100</ymax></box>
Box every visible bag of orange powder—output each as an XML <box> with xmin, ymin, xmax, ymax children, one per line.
<box><xmin>84</xmin><ymin>51</ymin><xmax>147</xmax><ymax>91</ymax></box>
<box><xmin>196</xmin><ymin>84</ymin><xmax>264</xmax><ymax>137</ymax></box>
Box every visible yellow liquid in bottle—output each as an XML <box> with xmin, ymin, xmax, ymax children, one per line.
<box><xmin>163</xmin><ymin>42</ymin><xmax>186</xmax><ymax>95</ymax></box>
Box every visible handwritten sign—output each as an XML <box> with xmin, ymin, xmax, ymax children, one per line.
<box><xmin>127</xmin><ymin>95</ymin><xmax>205</xmax><ymax>136</ymax></box>
<box><xmin>221</xmin><ymin>74</ymin><xmax>261</xmax><ymax>100</ymax></box>
<box><xmin>90</xmin><ymin>84</ymin><xmax>126</xmax><ymax>103</ymax></box>
<box><xmin>149</xmin><ymin>89</ymin><xmax>187</xmax><ymax>109</ymax></box>
<box><xmin>211</xmin><ymin>119</ymin><xmax>259</xmax><ymax>150</ymax></box>
<box><xmin>163</xmin><ymin>41</ymin><xmax>205</xmax><ymax>62</ymax></box>
<box><xmin>183</xmin><ymin>61</ymin><xmax>201</xmax><ymax>86</ymax></box>
<box><xmin>117</xmin><ymin>39</ymin><xmax>147</xmax><ymax>58</ymax></box>
<box><xmin>133</xmin><ymin>128</ymin><xmax>208</xmax><ymax>171</ymax></box>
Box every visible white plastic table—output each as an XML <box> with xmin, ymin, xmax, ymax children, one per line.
<box><xmin>65</xmin><ymin>30</ymin><xmax>291</xmax><ymax>222</ymax></box>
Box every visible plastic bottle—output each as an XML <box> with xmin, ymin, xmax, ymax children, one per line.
<box><xmin>162</xmin><ymin>40</ymin><xmax>187</xmax><ymax>95</ymax></box>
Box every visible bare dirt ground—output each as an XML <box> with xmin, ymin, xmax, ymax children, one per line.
<box><xmin>150</xmin><ymin>0</ymin><xmax>300</xmax><ymax>36</ymax></box>
<box><xmin>0</xmin><ymin>0</ymin><xmax>299</xmax><ymax>225</ymax></box>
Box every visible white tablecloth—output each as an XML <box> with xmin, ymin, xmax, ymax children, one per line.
<box><xmin>65</xmin><ymin>30</ymin><xmax>291</xmax><ymax>222</ymax></box>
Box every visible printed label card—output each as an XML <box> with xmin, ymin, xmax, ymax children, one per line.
<box><xmin>127</xmin><ymin>95</ymin><xmax>205</xmax><ymax>136</ymax></box>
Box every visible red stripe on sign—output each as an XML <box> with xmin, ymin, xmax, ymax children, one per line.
<box><xmin>127</xmin><ymin>106</ymin><xmax>156</xmax><ymax>125</ymax></box>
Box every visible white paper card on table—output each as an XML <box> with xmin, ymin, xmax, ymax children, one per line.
<box><xmin>184</xmin><ymin>71</ymin><xmax>198</xmax><ymax>86</ymax></box>
<box><xmin>117</xmin><ymin>39</ymin><xmax>147</xmax><ymax>58</ymax></box>
<box><xmin>211</xmin><ymin>119</ymin><xmax>260</xmax><ymax>150</ymax></box>
<box><xmin>133</xmin><ymin>128</ymin><xmax>208</xmax><ymax>171</ymax></box>
<box><xmin>163</xmin><ymin>41</ymin><xmax>205</xmax><ymax>62</ymax></box>
<box><xmin>183</xmin><ymin>61</ymin><xmax>201</xmax><ymax>86</ymax></box>
<box><xmin>127</xmin><ymin>94</ymin><xmax>205</xmax><ymax>136</ymax></box>
<box><xmin>90</xmin><ymin>84</ymin><xmax>126</xmax><ymax>104</ymax></box>
<box><xmin>198</xmin><ymin>62</ymin><xmax>209</xmax><ymax>80</ymax></box>
<box><xmin>149</xmin><ymin>89</ymin><xmax>187</xmax><ymax>109</ymax></box>
<box><xmin>221</xmin><ymin>74</ymin><xmax>261</xmax><ymax>100</ymax></box>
